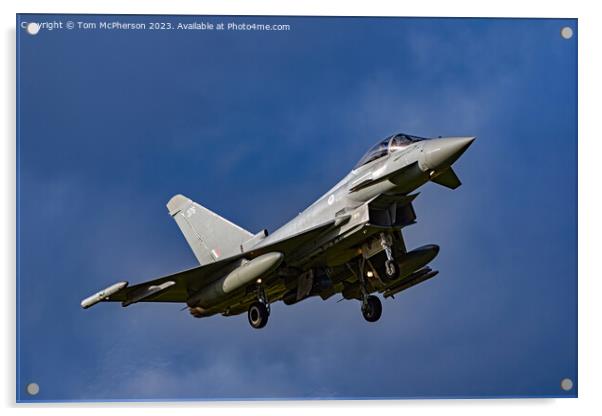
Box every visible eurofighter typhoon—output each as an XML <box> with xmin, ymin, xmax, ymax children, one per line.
<box><xmin>82</xmin><ymin>134</ymin><xmax>475</xmax><ymax>328</ymax></box>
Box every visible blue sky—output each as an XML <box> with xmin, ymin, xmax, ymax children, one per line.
<box><xmin>17</xmin><ymin>15</ymin><xmax>577</xmax><ymax>401</ymax></box>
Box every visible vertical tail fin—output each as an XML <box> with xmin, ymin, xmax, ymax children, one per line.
<box><xmin>166</xmin><ymin>194</ymin><xmax>253</xmax><ymax>264</ymax></box>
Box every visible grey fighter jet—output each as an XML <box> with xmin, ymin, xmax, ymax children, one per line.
<box><xmin>81</xmin><ymin>133</ymin><xmax>475</xmax><ymax>329</ymax></box>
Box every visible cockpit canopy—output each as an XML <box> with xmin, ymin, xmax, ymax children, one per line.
<box><xmin>354</xmin><ymin>133</ymin><xmax>427</xmax><ymax>169</ymax></box>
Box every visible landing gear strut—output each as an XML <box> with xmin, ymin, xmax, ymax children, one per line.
<box><xmin>380</xmin><ymin>232</ymin><xmax>400</xmax><ymax>281</ymax></box>
<box><xmin>247</xmin><ymin>283</ymin><xmax>270</xmax><ymax>329</ymax></box>
<box><xmin>347</xmin><ymin>258</ymin><xmax>384</xmax><ymax>323</ymax></box>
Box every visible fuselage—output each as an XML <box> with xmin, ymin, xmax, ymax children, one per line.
<box><xmin>258</xmin><ymin>134</ymin><xmax>475</xmax><ymax>248</ymax></box>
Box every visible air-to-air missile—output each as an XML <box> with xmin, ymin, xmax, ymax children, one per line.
<box><xmin>80</xmin><ymin>281</ymin><xmax>128</xmax><ymax>309</ymax></box>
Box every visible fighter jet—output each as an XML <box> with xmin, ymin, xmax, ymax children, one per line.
<box><xmin>82</xmin><ymin>133</ymin><xmax>475</xmax><ymax>328</ymax></box>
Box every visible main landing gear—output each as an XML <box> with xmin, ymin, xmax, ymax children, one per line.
<box><xmin>362</xmin><ymin>295</ymin><xmax>382</xmax><ymax>322</ymax></box>
<box><xmin>348</xmin><ymin>257</ymin><xmax>384</xmax><ymax>323</ymax></box>
<box><xmin>248</xmin><ymin>282</ymin><xmax>270</xmax><ymax>329</ymax></box>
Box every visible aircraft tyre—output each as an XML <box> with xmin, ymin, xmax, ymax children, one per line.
<box><xmin>248</xmin><ymin>301</ymin><xmax>269</xmax><ymax>329</ymax></box>
<box><xmin>361</xmin><ymin>295</ymin><xmax>382</xmax><ymax>322</ymax></box>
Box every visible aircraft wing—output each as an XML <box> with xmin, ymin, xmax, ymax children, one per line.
<box><xmin>249</xmin><ymin>218</ymin><xmax>339</xmax><ymax>256</ymax></box>
<box><xmin>94</xmin><ymin>261</ymin><xmax>229</xmax><ymax>305</ymax></box>
<box><xmin>81</xmin><ymin>218</ymin><xmax>339</xmax><ymax>308</ymax></box>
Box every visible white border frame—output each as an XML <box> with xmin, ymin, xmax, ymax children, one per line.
<box><xmin>3</xmin><ymin>1</ymin><xmax>599</xmax><ymax>415</ymax></box>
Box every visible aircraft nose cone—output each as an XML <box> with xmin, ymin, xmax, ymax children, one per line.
<box><xmin>423</xmin><ymin>136</ymin><xmax>475</xmax><ymax>171</ymax></box>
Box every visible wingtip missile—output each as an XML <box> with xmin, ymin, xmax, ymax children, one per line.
<box><xmin>81</xmin><ymin>281</ymin><xmax>128</xmax><ymax>309</ymax></box>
